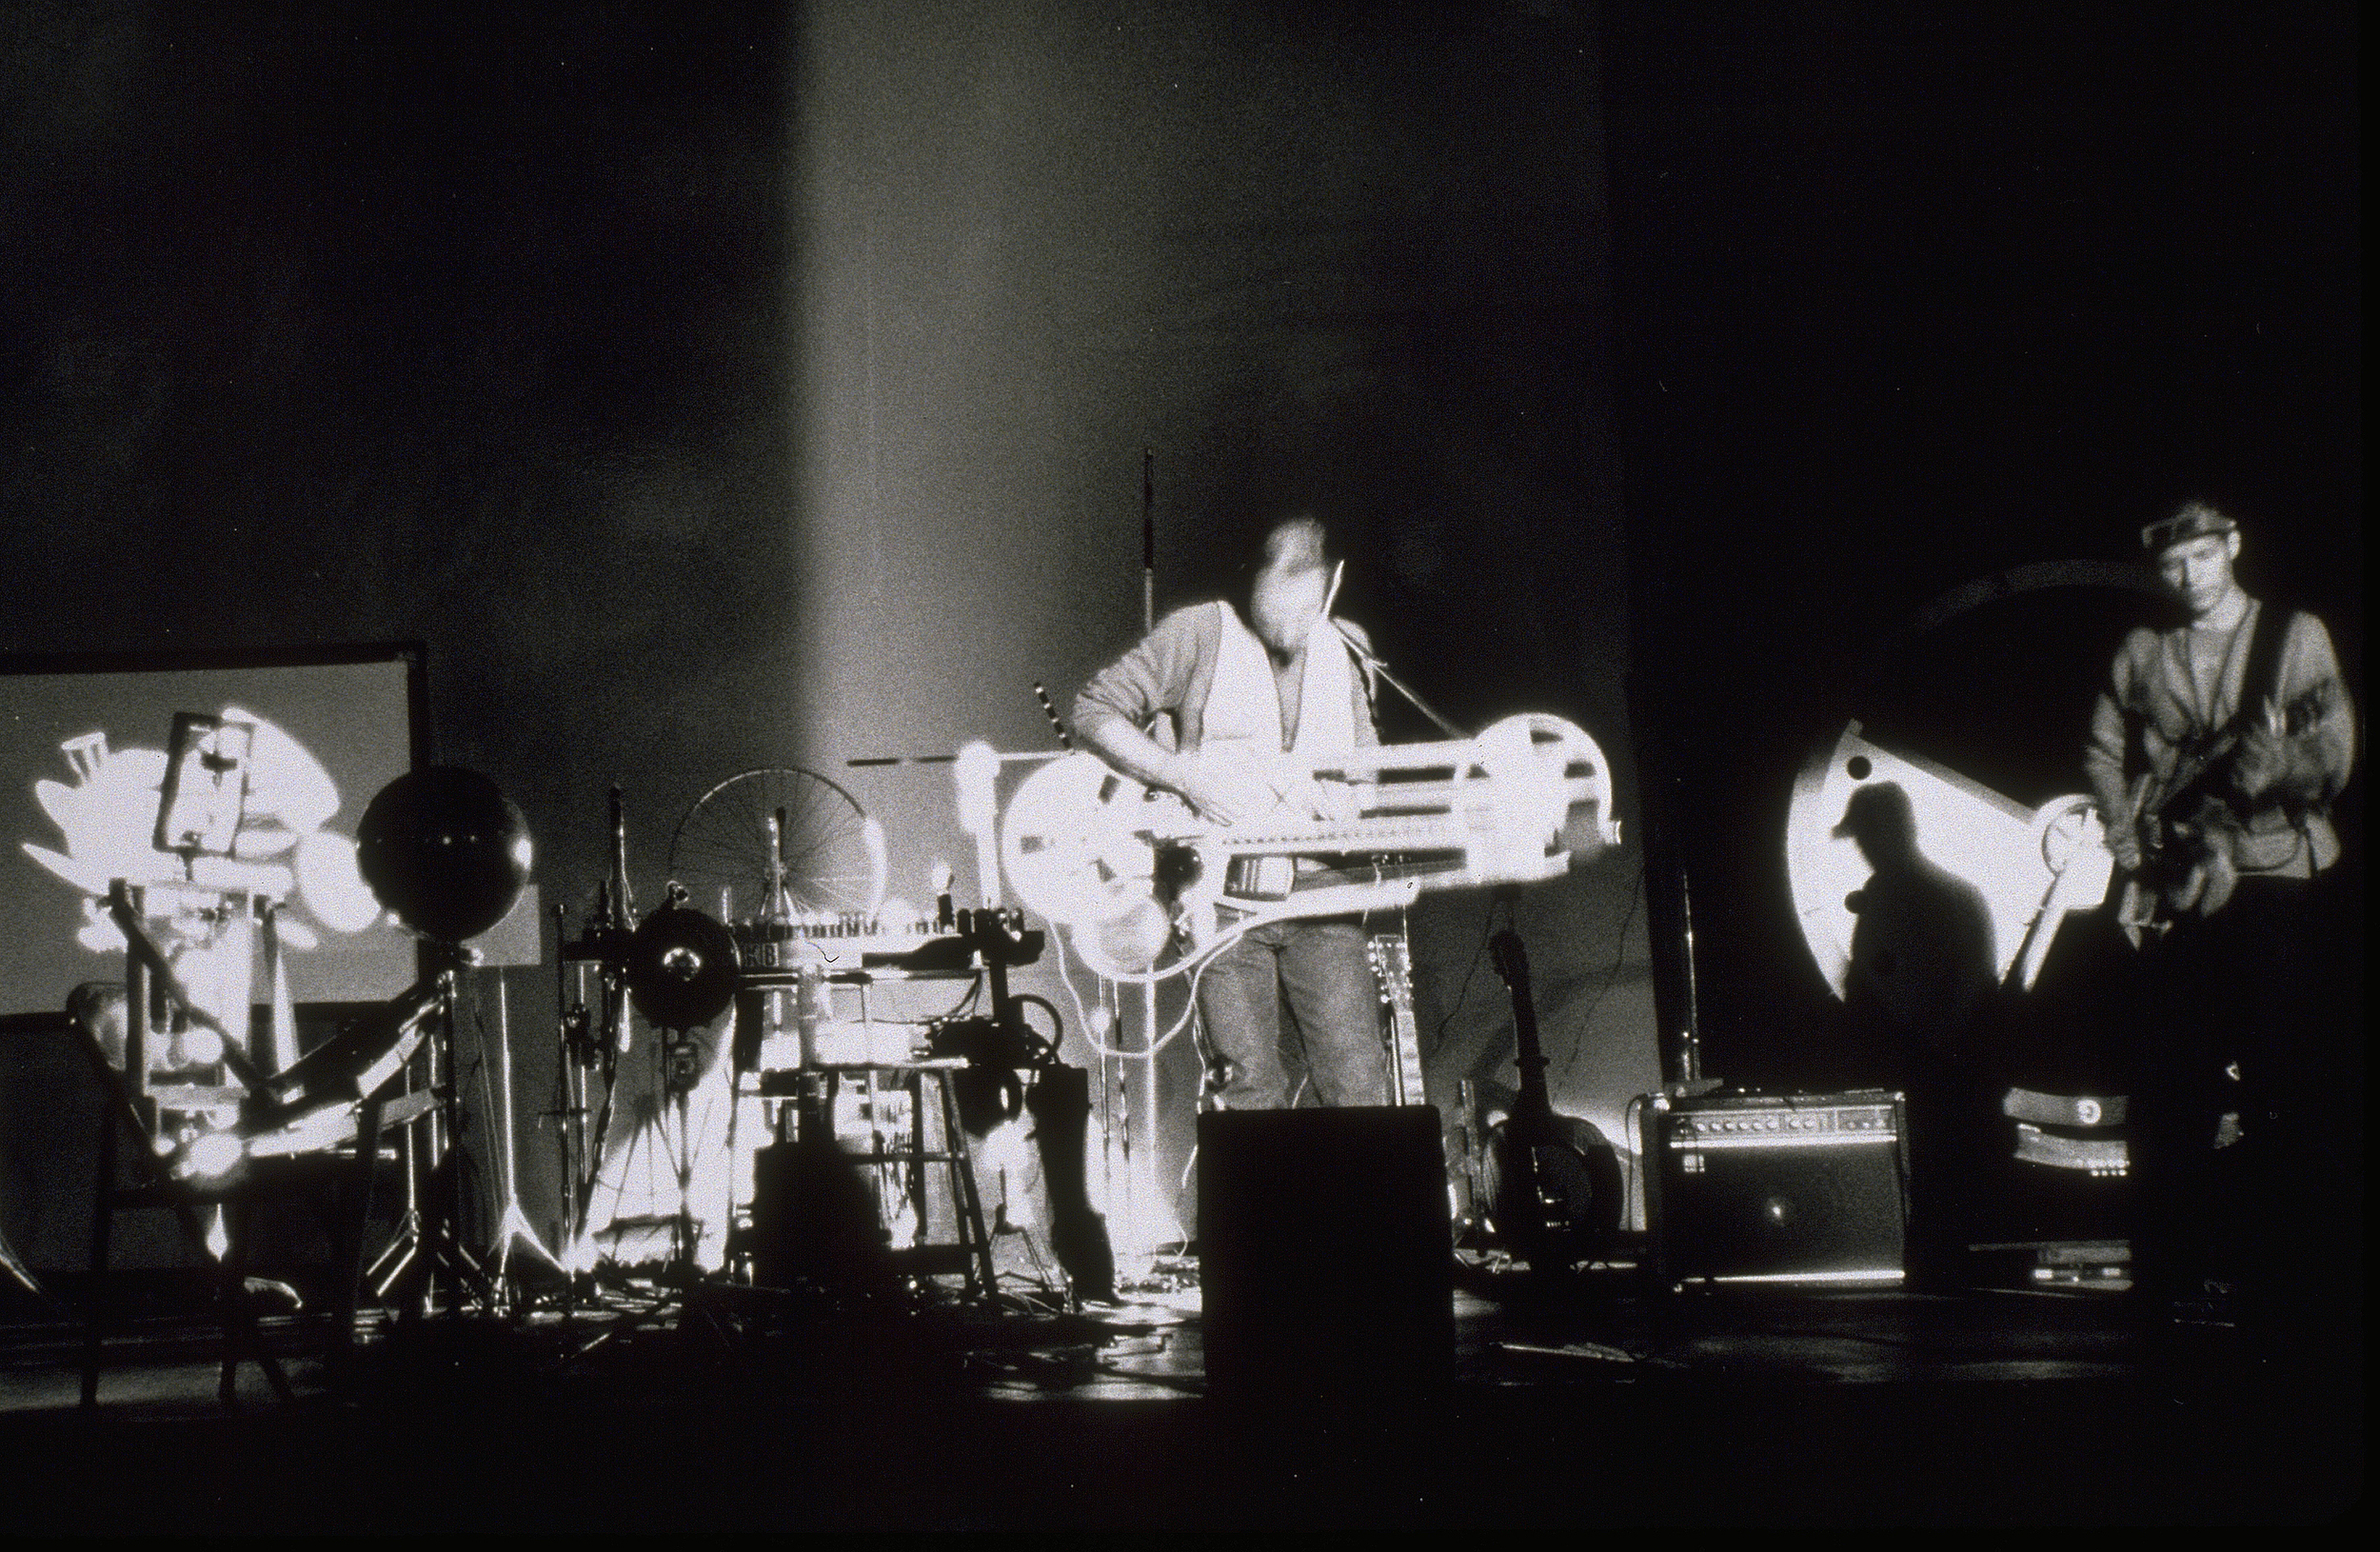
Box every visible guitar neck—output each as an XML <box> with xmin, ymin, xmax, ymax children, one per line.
<box><xmin>1367</xmin><ymin>932</ymin><xmax>1428</xmax><ymax>1108</ymax></box>
<box><xmin>1388</xmin><ymin>986</ymin><xmax>1424</xmax><ymax>1109</ymax></box>
<box><xmin>1492</xmin><ymin>930</ymin><xmax>1553</xmax><ymax>1117</ymax></box>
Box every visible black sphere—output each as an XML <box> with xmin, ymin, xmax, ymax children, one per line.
<box><xmin>356</xmin><ymin>767</ymin><xmax>533</xmax><ymax>944</ymax></box>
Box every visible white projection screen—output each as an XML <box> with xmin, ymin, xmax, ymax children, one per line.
<box><xmin>2</xmin><ymin>646</ymin><xmax>423</xmax><ymax>1013</ymax></box>
<box><xmin>0</xmin><ymin>645</ymin><xmax>422</xmax><ymax>1270</ymax></box>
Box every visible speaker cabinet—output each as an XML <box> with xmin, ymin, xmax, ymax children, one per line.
<box><xmin>1647</xmin><ymin>1090</ymin><xmax>1908</xmax><ymax>1286</ymax></box>
<box><xmin>1198</xmin><ymin>1106</ymin><xmax>1451</xmax><ymax>1400</ymax></box>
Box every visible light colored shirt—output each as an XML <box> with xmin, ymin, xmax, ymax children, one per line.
<box><xmin>1070</xmin><ymin>601</ymin><xmax>1379</xmax><ymax>756</ymax></box>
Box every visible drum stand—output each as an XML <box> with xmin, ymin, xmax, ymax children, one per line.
<box><xmin>651</xmin><ymin>1026</ymin><xmax>711</xmax><ymax>1283</ymax></box>
<box><xmin>548</xmin><ymin>906</ymin><xmax>602</xmax><ymax>1269</ymax></box>
<box><xmin>567</xmin><ymin>1029</ymin><xmax>729</xmax><ymax>1361</ymax></box>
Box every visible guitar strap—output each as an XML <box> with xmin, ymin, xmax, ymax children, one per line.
<box><xmin>2231</xmin><ymin>601</ymin><xmax>2296</xmax><ymax>744</ymax></box>
<box><xmin>2240</xmin><ymin>605</ymin><xmax>2325</xmax><ymax>849</ymax></box>
<box><xmin>2166</xmin><ymin>602</ymin><xmax>2293</xmax><ymax>800</ymax></box>
<box><xmin>2206</xmin><ymin>601</ymin><xmax>2299</xmax><ymax>821</ymax></box>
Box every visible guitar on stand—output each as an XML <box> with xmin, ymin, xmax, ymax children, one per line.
<box><xmin>1366</xmin><ymin>925</ymin><xmax>1427</xmax><ymax>1109</ymax></box>
<box><xmin>1376</xmin><ymin>921</ymin><xmax>1491</xmax><ymax>1247</ymax></box>
<box><xmin>1485</xmin><ymin>924</ymin><xmax>1621</xmax><ymax>1274</ymax></box>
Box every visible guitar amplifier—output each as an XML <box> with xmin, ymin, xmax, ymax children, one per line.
<box><xmin>1646</xmin><ymin>1090</ymin><xmax>1908</xmax><ymax>1286</ymax></box>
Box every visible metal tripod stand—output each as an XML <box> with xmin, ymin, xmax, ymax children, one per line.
<box><xmin>479</xmin><ymin>965</ymin><xmax>563</xmax><ymax>1298</ymax></box>
<box><xmin>365</xmin><ymin>949</ymin><xmax>496</xmax><ymax>1314</ymax></box>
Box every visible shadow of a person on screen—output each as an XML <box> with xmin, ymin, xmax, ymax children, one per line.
<box><xmin>1835</xmin><ymin>781</ymin><xmax>2000</xmax><ymax>1286</ymax></box>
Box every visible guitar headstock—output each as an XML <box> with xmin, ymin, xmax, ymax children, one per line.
<box><xmin>1365</xmin><ymin>933</ymin><xmax>1413</xmax><ymax>1005</ymax></box>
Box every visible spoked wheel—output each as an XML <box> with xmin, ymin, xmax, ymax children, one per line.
<box><xmin>666</xmin><ymin>768</ymin><xmax>887</xmax><ymax>925</ymax></box>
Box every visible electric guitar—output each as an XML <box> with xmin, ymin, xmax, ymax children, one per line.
<box><xmin>1366</xmin><ymin>929</ymin><xmax>1428</xmax><ymax>1108</ymax></box>
<box><xmin>998</xmin><ymin>712</ymin><xmax>1618</xmax><ymax>981</ymax></box>
<box><xmin>2126</xmin><ymin>685</ymin><xmax>2322</xmax><ymax>934</ymax></box>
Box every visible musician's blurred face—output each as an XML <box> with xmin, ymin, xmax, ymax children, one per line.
<box><xmin>1248</xmin><ymin>562</ymin><xmax>1327</xmax><ymax>657</ymax></box>
<box><xmin>2157</xmin><ymin>531</ymin><xmax>2241</xmax><ymax>619</ymax></box>
<box><xmin>1243</xmin><ymin>516</ymin><xmax>1330</xmax><ymax>657</ymax></box>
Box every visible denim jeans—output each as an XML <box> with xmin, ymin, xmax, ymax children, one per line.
<box><xmin>1194</xmin><ymin>917</ymin><xmax>1388</xmax><ymax>1110</ymax></box>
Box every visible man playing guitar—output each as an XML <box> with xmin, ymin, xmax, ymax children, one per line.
<box><xmin>2082</xmin><ymin>501</ymin><xmax>2354</xmax><ymax>1330</ymax></box>
<box><xmin>1068</xmin><ymin>511</ymin><xmax>1391</xmax><ymax>1111</ymax></box>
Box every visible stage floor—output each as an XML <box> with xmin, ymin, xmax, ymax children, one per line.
<box><xmin>0</xmin><ymin>1252</ymin><xmax>2361</xmax><ymax>1529</ymax></box>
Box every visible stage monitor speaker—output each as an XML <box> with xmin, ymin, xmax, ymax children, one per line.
<box><xmin>1647</xmin><ymin>1090</ymin><xmax>1908</xmax><ymax>1286</ymax></box>
<box><xmin>1198</xmin><ymin>1105</ymin><xmax>1451</xmax><ymax>1403</ymax></box>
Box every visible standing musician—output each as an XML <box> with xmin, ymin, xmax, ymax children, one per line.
<box><xmin>2082</xmin><ymin>501</ymin><xmax>2355</xmax><ymax>1328</ymax></box>
<box><xmin>1068</xmin><ymin>511</ymin><xmax>1391</xmax><ymax>1111</ymax></box>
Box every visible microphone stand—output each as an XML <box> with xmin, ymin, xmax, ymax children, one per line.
<box><xmin>374</xmin><ymin>954</ymin><xmax>501</xmax><ymax>1316</ymax></box>
<box><xmin>550</xmin><ymin>903</ymin><xmax>596</xmax><ymax>1271</ymax></box>
<box><xmin>571</xmin><ymin>789</ymin><xmax>638</xmax><ymax>1243</ymax></box>
<box><xmin>1131</xmin><ymin>451</ymin><xmax>1162</xmax><ymax>1255</ymax></box>
<box><xmin>352</xmin><ymin>939</ymin><xmax>496</xmax><ymax>1318</ymax></box>
<box><xmin>1329</xmin><ymin>616</ymin><xmax>1467</xmax><ymax>742</ymax></box>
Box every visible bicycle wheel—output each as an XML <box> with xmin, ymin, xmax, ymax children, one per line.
<box><xmin>667</xmin><ymin>768</ymin><xmax>887</xmax><ymax>925</ymax></box>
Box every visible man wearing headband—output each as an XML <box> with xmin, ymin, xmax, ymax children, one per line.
<box><xmin>2082</xmin><ymin>500</ymin><xmax>2354</xmax><ymax>1330</ymax></box>
<box><xmin>1071</xmin><ymin>511</ymin><xmax>1390</xmax><ymax>1111</ymax></box>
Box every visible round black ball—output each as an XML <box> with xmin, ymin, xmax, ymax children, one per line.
<box><xmin>356</xmin><ymin>767</ymin><xmax>532</xmax><ymax>944</ymax></box>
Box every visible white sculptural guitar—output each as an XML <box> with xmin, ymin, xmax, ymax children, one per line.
<box><xmin>998</xmin><ymin>712</ymin><xmax>1620</xmax><ymax>981</ymax></box>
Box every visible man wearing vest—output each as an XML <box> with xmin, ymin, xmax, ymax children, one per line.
<box><xmin>2082</xmin><ymin>501</ymin><xmax>2355</xmax><ymax>1333</ymax></box>
<box><xmin>1069</xmin><ymin>512</ymin><xmax>1390</xmax><ymax>1111</ymax></box>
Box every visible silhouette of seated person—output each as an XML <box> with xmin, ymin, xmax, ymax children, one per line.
<box><xmin>1835</xmin><ymin>781</ymin><xmax>2000</xmax><ymax>1284</ymax></box>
